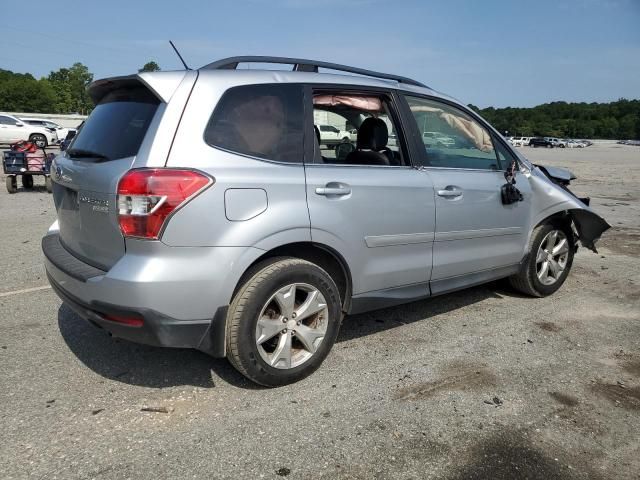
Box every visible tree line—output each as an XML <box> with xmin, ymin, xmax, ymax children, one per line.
<box><xmin>0</xmin><ymin>62</ymin><xmax>637</xmax><ymax>139</ymax></box>
<box><xmin>0</xmin><ymin>61</ymin><xmax>160</xmax><ymax>116</ymax></box>
<box><xmin>469</xmin><ymin>100</ymin><xmax>639</xmax><ymax>140</ymax></box>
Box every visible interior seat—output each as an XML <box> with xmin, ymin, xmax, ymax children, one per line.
<box><xmin>345</xmin><ymin>117</ymin><xmax>392</xmax><ymax>166</ymax></box>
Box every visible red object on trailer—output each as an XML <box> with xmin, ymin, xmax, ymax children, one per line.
<box><xmin>10</xmin><ymin>141</ymin><xmax>39</xmax><ymax>153</ymax></box>
<box><xmin>3</xmin><ymin>141</ymin><xmax>54</xmax><ymax>194</ymax></box>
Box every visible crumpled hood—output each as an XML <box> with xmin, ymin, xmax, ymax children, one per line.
<box><xmin>535</xmin><ymin>164</ymin><xmax>576</xmax><ymax>185</ymax></box>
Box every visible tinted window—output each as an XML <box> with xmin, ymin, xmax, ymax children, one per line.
<box><xmin>404</xmin><ymin>96</ymin><xmax>499</xmax><ymax>170</ymax></box>
<box><xmin>0</xmin><ymin>116</ymin><xmax>15</xmax><ymax>125</ymax></box>
<box><xmin>68</xmin><ymin>87</ymin><xmax>159</xmax><ymax>161</ymax></box>
<box><xmin>204</xmin><ymin>84</ymin><xmax>304</xmax><ymax>163</ymax></box>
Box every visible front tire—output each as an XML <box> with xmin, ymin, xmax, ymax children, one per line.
<box><xmin>45</xmin><ymin>176</ymin><xmax>53</xmax><ymax>193</ymax></box>
<box><xmin>226</xmin><ymin>258</ymin><xmax>342</xmax><ymax>387</ymax></box>
<box><xmin>29</xmin><ymin>134</ymin><xmax>47</xmax><ymax>148</ymax></box>
<box><xmin>6</xmin><ymin>176</ymin><xmax>17</xmax><ymax>194</ymax></box>
<box><xmin>509</xmin><ymin>223</ymin><xmax>574</xmax><ymax>297</ymax></box>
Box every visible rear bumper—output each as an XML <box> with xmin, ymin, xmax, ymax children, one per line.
<box><xmin>42</xmin><ymin>232</ymin><xmax>262</xmax><ymax>357</ymax></box>
<box><xmin>48</xmin><ymin>271</ymin><xmax>221</xmax><ymax>352</ymax></box>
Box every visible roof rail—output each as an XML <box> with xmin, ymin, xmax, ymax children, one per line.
<box><xmin>200</xmin><ymin>56</ymin><xmax>428</xmax><ymax>88</ymax></box>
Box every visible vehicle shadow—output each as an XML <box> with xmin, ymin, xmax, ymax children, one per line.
<box><xmin>58</xmin><ymin>281</ymin><xmax>517</xmax><ymax>390</ymax></box>
<box><xmin>337</xmin><ymin>281</ymin><xmax>509</xmax><ymax>343</ymax></box>
<box><xmin>57</xmin><ymin>304</ymin><xmax>259</xmax><ymax>390</ymax></box>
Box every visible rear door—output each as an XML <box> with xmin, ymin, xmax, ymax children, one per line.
<box><xmin>0</xmin><ymin>115</ymin><xmax>25</xmax><ymax>142</ymax></box>
<box><xmin>51</xmin><ymin>81</ymin><xmax>163</xmax><ymax>269</ymax></box>
<box><xmin>400</xmin><ymin>95</ymin><xmax>532</xmax><ymax>293</ymax></box>
<box><xmin>0</xmin><ymin>115</ymin><xmax>13</xmax><ymax>141</ymax></box>
<box><xmin>304</xmin><ymin>87</ymin><xmax>436</xmax><ymax>298</ymax></box>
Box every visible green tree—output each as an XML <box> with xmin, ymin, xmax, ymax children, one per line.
<box><xmin>0</xmin><ymin>69</ymin><xmax>57</xmax><ymax>112</ymax></box>
<box><xmin>47</xmin><ymin>62</ymin><xmax>94</xmax><ymax>114</ymax></box>
<box><xmin>139</xmin><ymin>61</ymin><xmax>161</xmax><ymax>73</ymax></box>
<box><xmin>475</xmin><ymin>99</ymin><xmax>640</xmax><ymax>140</ymax></box>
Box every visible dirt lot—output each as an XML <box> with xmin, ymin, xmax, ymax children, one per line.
<box><xmin>0</xmin><ymin>144</ymin><xmax>638</xmax><ymax>479</ymax></box>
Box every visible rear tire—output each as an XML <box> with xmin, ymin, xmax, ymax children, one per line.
<box><xmin>21</xmin><ymin>175</ymin><xmax>34</xmax><ymax>189</ymax></box>
<box><xmin>29</xmin><ymin>134</ymin><xmax>47</xmax><ymax>148</ymax></box>
<box><xmin>509</xmin><ymin>223</ymin><xmax>574</xmax><ymax>297</ymax></box>
<box><xmin>226</xmin><ymin>257</ymin><xmax>342</xmax><ymax>387</ymax></box>
<box><xmin>6</xmin><ymin>176</ymin><xmax>17</xmax><ymax>194</ymax></box>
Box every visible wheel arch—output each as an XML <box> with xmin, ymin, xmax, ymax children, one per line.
<box><xmin>232</xmin><ymin>241</ymin><xmax>353</xmax><ymax>312</ymax></box>
<box><xmin>530</xmin><ymin>208</ymin><xmax>609</xmax><ymax>253</ymax></box>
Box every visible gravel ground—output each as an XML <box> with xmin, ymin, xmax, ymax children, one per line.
<box><xmin>0</xmin><ymin>144</ymin><xmax>638</xmax><ymax>479</ymax></box>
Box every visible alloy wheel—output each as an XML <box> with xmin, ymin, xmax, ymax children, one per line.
<box><xmin>536</xmin><ymin>230</ymin><xmax>570</xmax><ymax>285</ymax></box>
<box><xmin>255</xmin><ymin>283</ymin><xmax>329</xmax><ymax>369</ymax></box>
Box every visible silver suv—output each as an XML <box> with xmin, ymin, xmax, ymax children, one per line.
<box><xmin>43</xmin><ymin>56</ymin><xmax>609</xmax><ymax>386</ymax></box>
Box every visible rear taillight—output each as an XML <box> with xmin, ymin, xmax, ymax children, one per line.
<box><xmin>117</xmin><ymin>169</ymin><xmax>212</xmax><ymax>239</ymax></box>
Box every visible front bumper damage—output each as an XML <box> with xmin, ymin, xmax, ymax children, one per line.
<box><xmin>531</xmin><ymin>164</ymin><xmax>610</xmax><ymax>252</ymax></box>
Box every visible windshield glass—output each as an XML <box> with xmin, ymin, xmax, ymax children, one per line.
<box><xmin>68</xmin><ymin>86</ymin><xmax>159</xmax><ymax>161</ymax></box>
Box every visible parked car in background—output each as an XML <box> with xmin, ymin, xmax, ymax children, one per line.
<box><xmin>565</xmin><ymin>139</ymin><xmax>584</xmax><ymax>148</ymax></box>
<box><xmin>547</xmin><ymin>137</ymin><xmax>566</xmax><ymax>148</ymax></box>
<box><xmin>42</xmin><ymin>55</ymin><xmax>609</xmax><ymax>386</ymax></box>
<box><xmin>423</xmin><ymin>131</ymin><xmax>455</xmax><ymax>147</ymax></box>
<box><xmin>510</xmin><ymin>137</ymin><xmax>531</xmax><ymax>147</ymax></box>
<box><xmin>59</xmin><ymin>121</ymin><xmax>83</xmax><ymax>151</ymax></box>
<box><xmin>0</xmin><ymin>114</ymin><xmax>58</xmax><ymax>147</ymax></box>
<box><xmin>20</xmin><ymin>118</ymin><xmax>77</xmax><ymax>145</ymax></box>
<box><xmin>529</xmin><ymin>137</ymin><xmax>555</xmax><ymax>148</ymax></box>
<box><xmin>317</xmin><ymin>124</ymin><xmax>351</xmax><ymax>147</ymax></box>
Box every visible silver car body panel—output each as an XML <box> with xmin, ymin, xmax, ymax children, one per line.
<box><xmin>43</xmin><ymin>67</ymin><xmax>609</xmax><ymax>356</ymax></box>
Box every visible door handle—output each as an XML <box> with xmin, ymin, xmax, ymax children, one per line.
<box><xmin>315</xmin><ymin>183</ymin><xmax>351</xmax><ymax>196</ymax></box>
<box><xmin>437</xmin><ymin>187</ymin><xmax>462</xmax><ymax>198</ymax></box>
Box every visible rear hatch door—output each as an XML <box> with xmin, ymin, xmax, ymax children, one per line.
<box><xmin>51</xmin><ymin>79</ymin><xmax>162</xmax><ymax>270</ymax></box>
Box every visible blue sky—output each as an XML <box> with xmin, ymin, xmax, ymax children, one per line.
<box><xmin>2</xmin><ymin>0</ymin><xmax>638</xmax><ymax>107</ymax></box>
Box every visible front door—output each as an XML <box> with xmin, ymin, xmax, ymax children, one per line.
<box><xmin>304</xmin><ymin>88</ymin><xmax>436</xmax><ymax>302</ymax></box>
<box><xmin>401</xmin><ymin>95</ymin><xmax>532</xmax><ymax>294</ymax></box>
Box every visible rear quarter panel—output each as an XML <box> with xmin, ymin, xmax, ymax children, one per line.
<box><xmin>161</xmin><ymin>74</ymin><xmax>311</xmax><ymax>249</ymax></box>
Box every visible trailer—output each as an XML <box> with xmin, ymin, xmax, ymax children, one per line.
<box><xmin>3</xmin><ymin>145</ymin><xmax>54</xmax><ymax>194</ymax></box>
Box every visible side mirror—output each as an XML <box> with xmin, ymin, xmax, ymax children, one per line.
<box><xmin>15</xmin><ymin>123</ymin><xmax>23</xmax><ymax>127</ymax></box>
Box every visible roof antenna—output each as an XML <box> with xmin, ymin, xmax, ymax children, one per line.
<box><xmin>169</xmin><ymin>40</ymin><xmax>191</xmax><ymax>70</ymax></box>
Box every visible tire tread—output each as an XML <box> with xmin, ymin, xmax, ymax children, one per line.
<box><xmin>226</xmin><ymin>257</ymin><xmax>325</xmax><ymax>383</ymax></box>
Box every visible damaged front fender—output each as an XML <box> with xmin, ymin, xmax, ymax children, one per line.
<box><xmin>528</xmin><ymin>166</ymin><xmax>610</xmax><ymax>252</ymax></box>
<box><xmin>569</xmin><ymin>209</ymin><xmax>610</xmax><ymax>252</ymax></box>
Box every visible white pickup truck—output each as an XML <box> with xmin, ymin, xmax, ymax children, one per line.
<box><xmin>317</xmin><ymin>124</ymin><xmax>354</xmax><ymax>148</ymax></box>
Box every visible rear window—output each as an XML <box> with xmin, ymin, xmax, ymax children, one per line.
<box><xmin>204</xmin><ymin>84</ymin><xmax>304</xmax><ymax>163</ymax></box>
<box><xmin>68</xmin><ymin>86</ymin><xmax>159</xmax><ymax>161</ymax></box>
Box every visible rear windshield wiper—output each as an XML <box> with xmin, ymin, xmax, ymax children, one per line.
<box><xmin>66</xmin><ymin>148</ymin><xmax>109</xmax><ymax>160</ymax></box>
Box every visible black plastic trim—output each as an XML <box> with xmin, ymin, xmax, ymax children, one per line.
<box><xmin>349</xmin><ymin>282</ymin><xmax>430</xmax><ymax>315</ymax></box>
<box><xmin>47</xmin><ymin>272</ymin><xmax>220</xmax><ymax>354</ymax></box>
<box><xmin>42</xmin><ymin>234</ymin><xmax>106</xmax><ymax>282</ymax></box>
<box><xmin>430</xmin><ymin>264</ymin><xmax>521</xmax><ymax>296</ymax></box>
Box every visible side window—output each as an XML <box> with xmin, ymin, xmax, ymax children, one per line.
<box><xmin>204</xmin><ymin>84</ymin><xmax>304</xmax><ymax>163</ymax></box>
<box><xmin>0</xmin><ymin>116</ymin><xmax>14</xmax><ymax>125</ymax></box>
<box><xmin>404</xmin><ymin>95</ymin><xmax>500</xmax><ymax>170</ymax></box>
<box><xmin>494</xmin><ymin>139</ymin><xmax>515</xmax><ymax>170</ymax></box>
<box><xmin>312</xmin><ymin>91</ymin><xmax>406</xmax><ymax>166</ymax></box>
